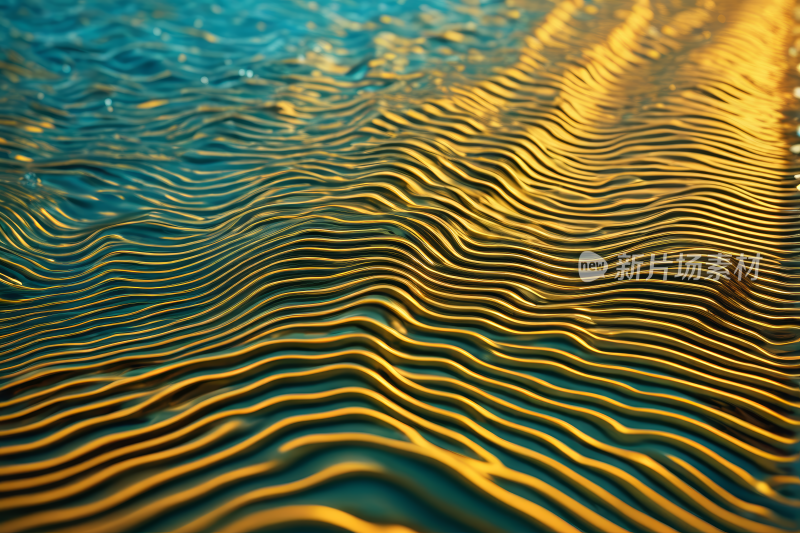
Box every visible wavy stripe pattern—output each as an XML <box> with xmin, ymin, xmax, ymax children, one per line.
<box><xmin>0</xmin><ymin>0</ymin><xmax>799</xmax><ymax>531</ymax></box>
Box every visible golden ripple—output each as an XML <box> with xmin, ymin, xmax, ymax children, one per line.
<box><xmin>0</xmin><ymin>0</ymin><xmax>799</xmax><ymax>531</ymax></box>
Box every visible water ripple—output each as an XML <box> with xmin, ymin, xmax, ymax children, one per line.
<box><xmin>0</xmin><ymin>0</ymin><xmax>799</xmax><ymax>531</ymax></box>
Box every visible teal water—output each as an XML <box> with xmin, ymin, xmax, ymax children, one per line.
<box><xmin>1</xmin><ymin>0</ymin><xmax>799</xmax><ymax>532</ymax></box>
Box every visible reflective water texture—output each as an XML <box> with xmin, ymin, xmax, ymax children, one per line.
<box><xmin>1</xmin><ymin>0</ymin><xmax>799</xmax><ymax>531</ymax></box>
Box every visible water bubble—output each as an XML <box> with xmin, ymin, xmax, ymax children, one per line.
<box><xmin>194</xmin><ymin>19</ymin><xmax>203</xmax><ymax>28</ymax></box>
<box><xmin>37</xmin><ymin>93</ymin><xmax>44</xmax><ymax>100</ymax></box>
<box><xmin>239</xmin><ymin>69</ymin><xmax>245</xmax><ymax>76</ymax></box>
<box><xmin>21</xmin><ymin>172</ymin><xmax>40</xmax><ymax>188</ymax></box>
<box><xmin>201</xmin><ymin>76</ymin><xmax>209</xmax><ymax>84</ymax></box>
<box><xmin>153</xmin><ymin>27</ymin><xmax>162</xmax><ymax>36</ymax></box>
<box><xmin>62</xmin><ymin>64</ymin><xmax>71</xmax><ymax>73</ymax></box>
<box><xmin>104</xmin><ymin>98</ymin><xmax>112</xmax><ymax>106</ymax></box>
<box><xmin>246</xmin><ymin>70</ymin><xmax>253</xmax><ymax>78</ymax></box>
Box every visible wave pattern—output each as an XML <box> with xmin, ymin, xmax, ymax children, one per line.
<box><xmin>1</xmin><ymin>0</ymin><xmax>799</xmax><ymax>531</ymax></box>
